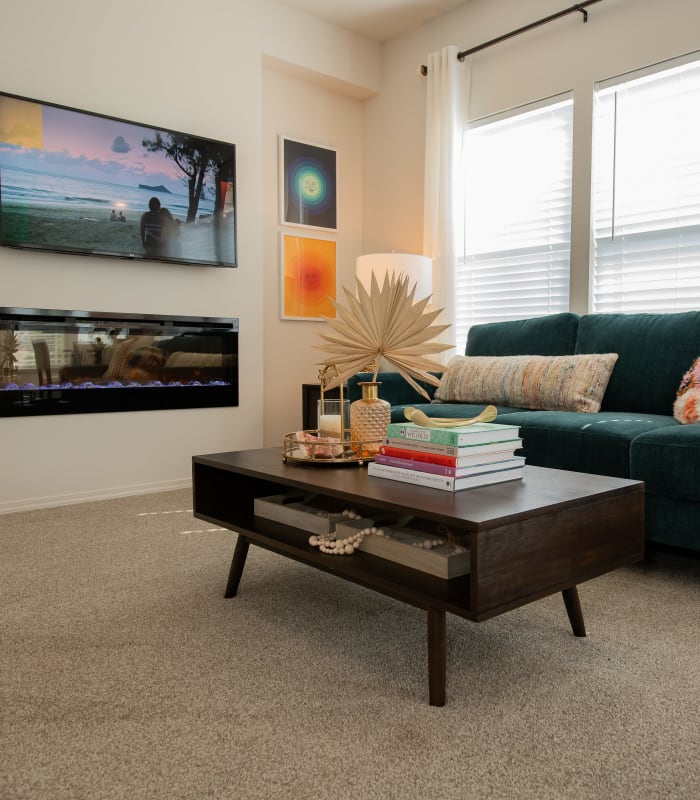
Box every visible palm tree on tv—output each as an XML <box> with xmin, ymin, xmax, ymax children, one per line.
<box><xmin>142</xmin><ymin>132</ymin><xmax>233</xmax><ymax>223</ymax></box>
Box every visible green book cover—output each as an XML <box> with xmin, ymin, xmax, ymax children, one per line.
<box><xmin>383</xmin><ymin>421</ymin><xmax>520</xmax><ymax>446</ymax></box>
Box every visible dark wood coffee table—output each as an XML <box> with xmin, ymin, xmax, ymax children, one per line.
<box><xmin>192</xmin><ymin>447</ymin><xmax>644</xmax><ymax>706</ymax></box>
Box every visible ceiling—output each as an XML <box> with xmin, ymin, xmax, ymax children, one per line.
<box><xmin>277</xmin><ymin>0</ymin><xmax>472</xmax><ymax>42</ymax></box>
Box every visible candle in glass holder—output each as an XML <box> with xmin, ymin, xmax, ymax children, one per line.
<box><xmin>319</xmin><ymin>414</ymin><xmax>342</xmax><ymax>438</ymax></box>
<box><xmin>317</xmin><ymin>398</ymin><xmax>350</xmax><ymax>439</ymax></box>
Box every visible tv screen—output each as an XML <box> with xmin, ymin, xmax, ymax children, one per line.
<box><xmin>0</xmin><ymin>91</ymin><xmax>236</xmax><ymax>267</ymax></box>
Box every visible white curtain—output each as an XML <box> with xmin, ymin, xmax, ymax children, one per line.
<box><xmin>423</xmin><ymin>45</ymin><xmax>469</xmax><ymax>352</ymax></box>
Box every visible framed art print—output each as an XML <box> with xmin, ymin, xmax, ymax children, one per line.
<box><xmin>281</xmin><ymin>233</ymin><xmax>337</xmax><ymax>320</ymax></box>
<box><xmin>280</xmin><ymin>136</ymin><xmax>337</xmax><ymax>231</ymax></box>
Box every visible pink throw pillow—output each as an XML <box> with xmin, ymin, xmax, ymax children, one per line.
<box><xmin>673</xmin><ymin>357</ymin><xmax>700</xmax><ymax>424</ymax></box>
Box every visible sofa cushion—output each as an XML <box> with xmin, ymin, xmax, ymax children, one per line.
<box><xmin>433</xmin><ymin>353</ymin><xmax>618</xmax><ymax>413</ymax></box>
<box><xmin>102</xmin><ymin>336</ymin><xmax>156</xmax><ymax>381</ymax></box>
<box><xmin>673</xmin><ymin>356</ymin><xmax>700</xmax><ymax>424</ymax></box>
<box><xmin>466</xmin><ymin>312</ymin><xmax>580</xmax><ymax>356</ymax></box>
<box><xmin>164</xmin><ymin>352</ymin><xmax>223</xmax><ymax>368</ymax></box>
<box><xmin>158</xmin><ymin>334</ymin><xmax>224</xmax><ymax>355</ymax></box>
<box><xmin>500</xmin><ymin>410</ymin><xmax>678</xmax><ymax>478</ymax></box>
<box><xmin>630</xmin><ymin>424</ymin><xmax>700</xmax><ymax>502</ymax></box>
<box><xmin>574</xmin><ymin>311</ymin><xmax>700</xmax><ymax>415</ymax></box>
<box><xmin>641</xmin><ymin>494</ymin><xmax>700</xmax><ymax>551</ymax></box>
<box><xmin>102</xmin><ymin>337</ymin><xmax>137</xmax><ymax>380</ymax></box>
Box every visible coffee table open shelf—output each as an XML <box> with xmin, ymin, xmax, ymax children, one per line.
<box><xmin>193</xmin><ymin>447</ymin><xmax>644</xmax><ymax>706</ymax></box>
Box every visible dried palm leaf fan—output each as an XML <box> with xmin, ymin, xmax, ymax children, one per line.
<box><xmin>0</xmin><ymin>329</ymin><xmax>19</xmax><ymax>377</ymax></box>
<box><xmin>316</xmin><ymin>271</ymin><xmax>452</xmax><ymax>399</ymax></box>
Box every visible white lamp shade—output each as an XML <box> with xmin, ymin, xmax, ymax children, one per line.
<box><xmin>355</xmin><ymin>253</ymin><xmax>432</xmax><ymax>300</ymax></box>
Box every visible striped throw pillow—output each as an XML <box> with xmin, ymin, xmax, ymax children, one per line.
<box><xmin>433</xmin><ymin>353</ymin><xmax>619</xmax><ymax>413</ymax></box>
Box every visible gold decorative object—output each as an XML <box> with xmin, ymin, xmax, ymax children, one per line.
<box><xmin>403</xmin><ymin>405</ymin><xmax>498</xmax><ymax>428</ymax></box>
<box><xmin>282</xmin><ymin>362</ymin><xmax>383</xmax><ymax>465</ymax></box>
<box><xmin>282</xmin><ymin>430</ymin><xmax>381</xmax><ymax>465</ymax></box>
<box><xmin>350</xmin><ymin>381</ymin><xmax>391</xmax><ymax>457</ymax></box>
<box><xmin>316</xmin><ymin>272</ymin><xmax>452</xmax><ymax>400</ymax></box>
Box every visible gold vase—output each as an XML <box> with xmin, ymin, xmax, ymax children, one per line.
<box><xmin>350</xmin><ymin>381</ymin><xmax>390</xmax><ymax>457</ymax></box>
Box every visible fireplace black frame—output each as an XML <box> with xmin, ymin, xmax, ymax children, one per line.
<box><xmin>0</xmin><ymin>307</ymin><xmax>238</xmax><ymax>417</ymax></box>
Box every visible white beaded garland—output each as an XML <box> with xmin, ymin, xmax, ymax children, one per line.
<box><xmin>307</xmin><ymin>508</ymin><xmax>381</xmax><ymax>555</ymax></box>
<box><xmin>311</xmin><ymin>525</ymin><xmax>378</xmax><ymax>555</ymax></box>
<box><xmin>308</xmin><ymin>508</ymin><xmax>467</xmax><ymax>557</ymax></box>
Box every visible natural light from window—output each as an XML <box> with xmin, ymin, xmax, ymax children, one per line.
<box><xmin>591</xmin><ymin>53</ymin><xmax>700</xmax><ymax>312</ymax></box>
<box><xmin>456</xmin><ymin>97</ymin><xmax>573</xmax><ymax>354</ymax></box>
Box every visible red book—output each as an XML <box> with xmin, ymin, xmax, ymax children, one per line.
<box><xmin>374</xmin><ymin>453</ymin><xmax>524</xmax><ymax>478</ymax></box>
<box><xmin>378</xmin><ymin>442</ymin><xmax>522</xmax><ymax>468</ymax></box>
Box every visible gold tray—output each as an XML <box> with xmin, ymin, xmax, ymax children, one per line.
<box><xmin>282</xmin><ymin>430</ymin><xmax>380</xmax><ymax>465</ymax></box>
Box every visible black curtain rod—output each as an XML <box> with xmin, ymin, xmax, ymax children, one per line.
<box><xmin>420</xmin><ymin>0</ymin><xmax>604</xmax><ymax>76</ymax></box>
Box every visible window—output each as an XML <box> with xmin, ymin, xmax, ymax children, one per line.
<box><xmin>11</xmin><ymin>329</ymin><xmax>104</xmax><ymax>375</ymax></box>
<box><xmin>591</xmin><ymin>53</ymin><xmax>700</xmax><ymax>312</ymax></box>
<box><xmin>13</xmin><ymin>330</ymin><xmax>65</xmax><ymax>373</ymax></box>
<box><xmin>456</xmin><ymin>97</ymin><xmax>573</xmax><ymax>353</ymax></box>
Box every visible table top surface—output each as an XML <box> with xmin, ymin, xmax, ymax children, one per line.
<box><xmin>193</xmin><ymin>447</ymin><xmax>643</xmax><ymax>530</ymax></box>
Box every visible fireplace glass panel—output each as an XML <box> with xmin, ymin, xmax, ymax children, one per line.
<box><xmin>0</xmin><ymin>308</ymin><xmax>238</xmax><ymax>416</ymax></box>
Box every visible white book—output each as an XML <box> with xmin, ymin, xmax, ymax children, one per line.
<box><xmin>367</xmin><ymin>461</ymin><xmax>525</xmax><ymax>492</ymax></box>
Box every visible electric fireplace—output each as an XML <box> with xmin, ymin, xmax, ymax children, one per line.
<box><xmin>0</xmin><ymin>307</ymin><xmax>238</xmax><ymax>417</ymax></box>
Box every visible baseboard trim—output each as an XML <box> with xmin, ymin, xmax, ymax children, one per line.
<box><xmin>0</xmin><ymin>478</ymin><xmax>192</xmax><ymax>515</ymax></box>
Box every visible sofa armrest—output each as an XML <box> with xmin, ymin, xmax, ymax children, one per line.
<box><xmin>347</xmin><ymin>371</ymin><xmax>441</xmax><ymax>405</ymax></box>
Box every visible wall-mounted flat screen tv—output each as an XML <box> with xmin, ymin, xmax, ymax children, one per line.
<box><xmin>0</xmin><ymin>91</ymin><xmax>236</xmax><ymax>267</ymax></box>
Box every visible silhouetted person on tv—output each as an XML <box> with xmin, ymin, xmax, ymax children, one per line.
<box><xmin>117</xmin><ymin>211</ymin><xmax>126</xmax><ymax>223</ymax></box>
<box><xmin>110</xmin><ymin>209</ymin><xmax>117</xmax><ymax>222</ymax></box>
<box><xmin>159</xmin><ymin>207</ymin><xmax>181</xmax><ymax>257</ymax></box>
<box><xmin>141</xmin><ymin>197</ymin><xmax>164</xmax><ymax>255</ymax></box>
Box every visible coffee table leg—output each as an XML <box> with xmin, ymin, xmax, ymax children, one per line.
<box><xmin>562</xmin><ymin>586</ymin><xmax>586</xmax><ymax>637</ymax></box>
<box><xmin>427</xmin><ymin>607</ymin><xmax>447</xmax><ymax>706</ymax></box>
<box><xmin>224</xmin><ymin>535</ymin><xmax>250</xmax><ymax>598</ymax></box>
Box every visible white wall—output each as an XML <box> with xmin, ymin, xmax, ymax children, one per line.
<box><xmin>0</xmin><ymin>0</ymin><xmax>379</xmax><ymax>511</ymax></box>
<box><xmin>5</xmin><ymin>0</ymin><xmax>697</xmax><ymax>511</ymax></box>
<box><xmin>261</xmin><ymin>67</ymin><xmax>365</xmax><ymax>446</ymax></box>
<box><xmin>362</xmin><ymin>0</ymin><xmax>700</xmax><ymax>312</ymax></box>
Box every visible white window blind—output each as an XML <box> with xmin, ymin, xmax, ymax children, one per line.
<box><xmin>13</xmin><ymin>329</ymin><xmax>64</xmax><ymax>372</ymax></box>
<box><xmin>591</xmin><ymin>53</ymin><xmax>700</xmax><ymax>312</ymax></box>
<box><xmin>456</xmin><ymin>97</ymin><xmax>573</xmax><ymax>353</ymax></box>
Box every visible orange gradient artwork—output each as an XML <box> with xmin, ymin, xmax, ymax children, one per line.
<box><xmin>282</xmin><ymin>234</ymin><xmax>336</xmax><ymax>319</ymax></box>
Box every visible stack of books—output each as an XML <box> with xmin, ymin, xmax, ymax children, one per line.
<box><xmin>367</xmin><ymin>420</ymin><xmax>524</xmax><ymax>492</ymax></box>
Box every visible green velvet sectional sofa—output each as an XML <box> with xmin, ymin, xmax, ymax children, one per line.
<box><xmin>348</xmin><ymin>311</ymin><xmax>700</xmax><ymax>554</ymax></box>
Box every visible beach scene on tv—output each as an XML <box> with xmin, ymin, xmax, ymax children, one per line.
<box><xmin>0</xmin><ymin>93</ymin><xmax>236</xmax><ymax>266</ymax></box>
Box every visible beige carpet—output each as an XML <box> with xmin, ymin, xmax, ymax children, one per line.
<box><xmin>1</xmin><ymin>488</ymin><xmax>698</xmax><ymax>800</ymax></box>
